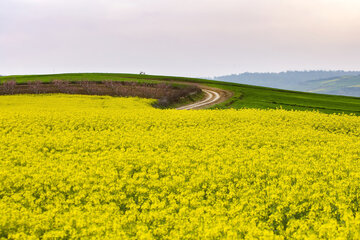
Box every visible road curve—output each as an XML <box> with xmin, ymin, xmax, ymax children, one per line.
<box><xmin>177</xmin><ymin>89</ymin><xmax>221</xmax><ymax>110</ymax></box>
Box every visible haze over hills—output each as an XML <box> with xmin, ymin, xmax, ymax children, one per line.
<box><xmin>215</xmin><ymin>71</ymin><xmax>360</xmax><ymax>97</ymax></box>
<box><xmin>303</xmin><ymin>75</ymin><xmax>360</xmax><ymax>97</ymax></box>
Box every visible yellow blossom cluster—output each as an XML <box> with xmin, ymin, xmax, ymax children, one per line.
<box><xmin>0</xmin><ymin>94</ymin><xmax>360</xmax><ymax>239</ymax></box>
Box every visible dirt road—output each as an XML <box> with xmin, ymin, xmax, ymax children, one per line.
<box><xmin>176</xmin><ymin>85</ymin><xmax>232</xmax><ymax>110</ymax></box>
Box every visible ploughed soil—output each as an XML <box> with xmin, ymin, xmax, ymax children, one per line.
<box><xmin>0</xmin><ymin>81</ymin><xmax>201</xmax><ymax>106</ymax></box>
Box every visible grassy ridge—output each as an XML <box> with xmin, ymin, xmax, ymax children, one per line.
<box><xmin>1</xmin><ymin>73</ymin><xmax>360</xmax><ymax>115</ymax></box>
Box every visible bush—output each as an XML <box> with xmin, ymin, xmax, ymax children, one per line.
<box><xmin>28</xmin><ymin>81</ymin><xmax>42</xmax><ymax>94</ymax></box>
<box><xmin>2</xmin><ymin>80</ymin><xmax>16</xmax><ymax>94</ymax></box>
<box><xmin>53</xmin><ymin>80</ymin><xmax>71</xmax><ymax>93</ymax></box>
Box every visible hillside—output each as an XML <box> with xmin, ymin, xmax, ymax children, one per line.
<box><xmin>304</xmin><ymin>75</ymin><xmax>360</xmax><ymax>97</ymax></box>
<box><xmin>1</xmin><ymin>73</ymin><xmax>360</xmax><ymax>115</ymax></box>
<box><xmin>215</xmin><ymin>71</ymin><xmax>360</xmax><ymax>97</ymax></box>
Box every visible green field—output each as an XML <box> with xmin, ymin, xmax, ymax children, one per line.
<box><xmin>1</xmin><ymin>73</ymin><xmax>360</xmax><ymax>115</ymax></box>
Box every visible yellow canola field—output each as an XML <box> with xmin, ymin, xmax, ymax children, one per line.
<box><xmin>0</xmin><ymin>94</ymin><xmax>360</xmax><ymax>239</ymax></box>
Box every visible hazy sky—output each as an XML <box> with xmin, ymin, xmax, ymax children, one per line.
<box><xmin>1</xmin><ymin>0</ymin><xmax>360</xmax><ymax>77</ymax></box>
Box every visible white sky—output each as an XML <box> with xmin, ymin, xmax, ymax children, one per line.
<box><xmin>1</xmin><ymin>0</ymin><xmax>360</xmax><ymax>77</ymax></box>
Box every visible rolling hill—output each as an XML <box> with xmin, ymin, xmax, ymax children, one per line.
<box><xmin>1</xmin><ymin>73</ymin><xmax>360</xmax><ymax>115</ymax></box>
<box><xmin>215</xmin><ymin>71</ymin><xmax>360</xmax><ymax>97</ymax></box>
<box><xmin>304</xmin><ymin>75</ymin><xmax>360</xmax><ymax>97</ymax></box>
<box><xmin>1</xmin><ymin>75</ymin><xmax>360</xmax><ymax>239</ymax></box>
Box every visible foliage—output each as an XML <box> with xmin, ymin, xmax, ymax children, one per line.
<box><xmin>2</xmin><ymin>80</ymin><xmax>16</xmax><ymax>94</ymax></box>
<box><xmin>1</xmin><ymin>94</ymin><xmax>360</xmax><ymax>239</ymax></box>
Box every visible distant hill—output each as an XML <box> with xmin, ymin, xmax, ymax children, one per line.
<box><xmin>303</xmin><ymin>75</ymin><xmax>360</xmax><ymax>97</ymax></box>
<box><xmin>215</xmin><ymin>71</ymin><xmax>360</xmax><ymax>97</ymax></box>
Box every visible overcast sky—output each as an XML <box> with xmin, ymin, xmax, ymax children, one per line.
<box><xmin>1</xmin><ymin>0</ymin><xmax>360</xmax><ymax>77</ymax></box>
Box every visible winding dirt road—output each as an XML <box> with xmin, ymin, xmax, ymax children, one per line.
<box><xmin>176</xmin><ymin>85</ymin><xmax>232</xmax><ymax>110</ymax></box>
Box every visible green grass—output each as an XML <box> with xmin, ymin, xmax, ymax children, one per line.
<box><xmin>1</xmin><ymin>73</ymin><xmax>360</xmax><ymax>115</ymax></box>
<box><xmin>207</xmin><ymin>83</ymin><xmax>360</xmax><ymax>115</ymax></box>
<box><xmin>0</xmin><ymin>73</ymin><xmax>163</xmax><ymax>84</ymax></box>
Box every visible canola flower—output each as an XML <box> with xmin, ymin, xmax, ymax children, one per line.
<box><xmin>0</xmin><ymin>94</ymin><xmax>360</xmax><ymax>239</ymax></box>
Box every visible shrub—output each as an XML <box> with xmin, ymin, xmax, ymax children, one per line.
<box><xmin>53</xmin><ymin>80</ymin><xmax>71</xmax><ymax>93</ymax></box>
<box><xmin>80</xmin><ymin>81</ymin><xmax>97</xmax><ymax>94</ymax></box>
<box><xmin>28</xmin><ymin>80</ymin><xmax>42</xmax><ymax>94</ymax></box>
<box><xmin>2</xmin><ymin>80</ymin><xmax>16</xmax><ymax>94</ymax></box>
